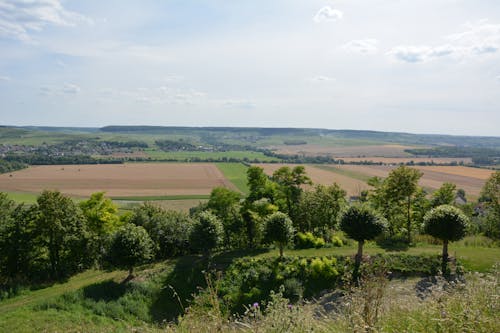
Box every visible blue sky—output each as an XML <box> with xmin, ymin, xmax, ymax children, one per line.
<box><xmin>0</xmin><ymin>0</ymin><xmax>499</xmax><ymax>136</ymax></box>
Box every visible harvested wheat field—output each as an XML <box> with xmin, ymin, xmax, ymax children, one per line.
<box><xmin>254</xmin><ymin>163</ymin><xmax>369</xmax><ymax>196</ymax></box>
<box><xmin>335</xmin><ymin>165</ymin><xmax>493</xmax><ymax>197</ymax></box>
<box><xmin>270</xmin><ymin>144</ymin><xmax>419</xmax><ymax>158</ymax></box>
<box><xmin>337</xmin><ymin>157</ymin><xmax>472</xmax><ymax>164</ymax></box>
<box><xmin>0</xmin><ymin>163</ymin><xmax>237</xmax><ymax>197</ymax></box>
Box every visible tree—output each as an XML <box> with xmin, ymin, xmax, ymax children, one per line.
<box><xmin>423</xmin><ymin>205</ymin><xmax>468</xmax><ymax>274</ymax></box>
<box><xmin>207</xmin><ymin>187</ymin><xmax>242</xmax><ymax>247</ymax></box>
<box><xmin>79</xmin><ymin>192</ymin><xmax>121</xmax><ymax>236</ymax></box>
<box><xmin>263</xmin><ymin>212</ymin><xmax>295</xmax><ymax>258</ymax></box>
<box><xmin>189</xmin><ymin>211</ymin><xmax>223</xmax><ymax>256</ymax></box>
<box><xmin>108</xmin><ymin>223</ymin><xmax>154</xmax><ymax>278</ymax></box>
<box><xmin>297</xmin><ymin>184</ymin><xmax>347</xmax><ymax>234</ymax></box>
<box><xmin>79</xmin><ymin>192</ymin><xmax>121</xmax><ymax>264</ymax></box>
<box><xmin>375</xmin><ymin>166</ymin><xmax>422</xmax><ymax>243</ymax></box>
<box><xmin>247</xmin><ymin>166</ymin><xmax>270</xmax><ymax>202</ymax></box>
<box><xmin>340</xmin><ymin>205</ymin><xmax>387</xmax><ymax>266</ymax></box>
<box><xmin>272</xmin><ymin>166</ymin><xmax>312</xmax><ymax>221</ymax></box>
<box><xmin>430</xmin><ymin>182</ymin><xmax>457</xmax><ymax>208</ymax></box>
<box><xmin>479</xmin><ymin>171</ymin><xmax>500</xmax><ymax>239</ymax></box>
<box><xmin>150</xmin><ymin>210</ymin><xmax>193</xmax><ymax>259</ymax></box>
<box><xmin>36</xmin><ymin>190</ymin><xmax>90</xmax><ymax>280</ymax></box>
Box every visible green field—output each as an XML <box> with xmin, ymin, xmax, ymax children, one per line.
<box><xmin>144</xmin><ymin>149</ymin><xmax>279</xmax><ymax>161</ymax></box>
<box><xmin>216</xmin><ymin>162</ymin><xmax>250</xmax><ymax>194</ymax></box>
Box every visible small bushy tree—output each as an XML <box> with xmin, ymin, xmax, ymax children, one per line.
<box><xmin>108</xmin><ymin>224</ymin><xmax>154</xmax><ymax>278</ymax></box>
<box><xmin>263</xmin><ymin>212</ymin><xmax>294</xmax><ymax>258</ymax></box>
<box><xmin>189</xmin><ymin>211</ymin><xmax>223</xmax><ymax>256</ymax></box>
<box><xmin>340</xmin><ymin>206</ymin><xmax>387</xmax><ymax>265</ymax></box>
<box><xmin>423</xmin><ymin>205</ymin><xmax>468</xmax><ymax>273</ymax></box>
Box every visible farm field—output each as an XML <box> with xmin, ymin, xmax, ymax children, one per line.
<box><xmin>143</xmin><ymin>149</ymin><xmax>279</xmax><ymax>162</ymax></box>
<box><xmin>0</xmin><ymin>163</ymin><xmax>238</xmax><ymax>197</ymax></box>
<box><xmin>254</xmin><ymin>163</ymin><xmax>370</xmax><ymax>196</ymax></box>
<box><xmin>336</xmin><ymin>157</ymin><xmax>472</xmax><ymax>164</ymax></box>
<box><xmin>270</xmin><ymin>144</ymin><xmax>420</xmax><ymax>157</ymax></box>
<box><xmin>333</xmin><ymin>164</ymin><xmax>494</xmax><ymax>197</ymax></box>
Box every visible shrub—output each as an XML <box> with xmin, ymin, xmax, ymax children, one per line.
<box><xmin>294</xmin><ymin>232</ymin><xmax>326</xmax><ymax>249</ymax></box>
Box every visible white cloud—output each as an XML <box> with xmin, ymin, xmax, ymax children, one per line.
<box><xmin>62</xmin><ymin>83</ymin><xmax>80</xmax><ymax>94</ymax></box>
<box><xmin>313</xmin><ymin>6</ymin><xmax>343</xmax><ymax>23</ymax></box>
<box><xmin>308</xmin><ymin>75</ymin><xmax>335</xmax><ymax>82</ymax></box>
<box><xmin>0</xmin><ymin>75</ymin><xmax>11</xmax><ymax>81</ymax></box>
<box><xmin>389</xmin><ymin>20</ymin><xmax>500</xmax><ymax>63</ymax></box>
<box><xmin>39</xmin><ymin>83</ymin><xmax>80</xmax><ymax>95</ymax></box>
<box><xmin>342</xmin><ymin>39</ymin><xmax>378</xmax><ymax>54</ymax></box>
<box><xmin>0</xmin><ymin>0</ymin><xmax>92</xmax><ymax>42</ymax></box>
<box><xmin>222</xmin><ymin>99</ymin><xmax>256</xmax><ymax>110</ymax></box>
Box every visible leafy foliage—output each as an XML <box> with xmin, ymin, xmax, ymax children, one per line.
<box><xmin>263</xmin><ymin>212</ymin><xmax>295</xmax><ymax>257</ymax></box>
<box><xmin>423</xmin><ymin>205</ymin><xmax>468</xmax><ymax>243</ymax></box>
<box><xmin>108</xmin><ymin>224</ymin><xmax>154</xmax><ymax>275</ymax></box>
<box><xmin>189</xmin><ymin>211</ymin><xmax>224</xmax><ymax>256</ymax></box>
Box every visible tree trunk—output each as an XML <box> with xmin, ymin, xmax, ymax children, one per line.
<box><xmin>279</xmin><ymin>244</ymin><xmax>284</xmax><ymax>258</ymax></box>
<box><xmin>442</xmin><ymin>240</ymin><xmax>449</xmax><ymax>276</ymax></box>
<box><xmin>407</xmin><ymin>196</ymin><xmax>412</xmax><ymax>244</ymax></box>
<box><xmin>356</xmin><ymin>240</ymin><xmax>364</xmax><ymax>265</ymax></box>
<box><xmin>128</xmin><ymin>266</ymin><xmax>134</xmax><ymax>279</ymax></box>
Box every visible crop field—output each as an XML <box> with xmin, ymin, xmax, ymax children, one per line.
<box><xmin>270</xmin><ymin>144</ymin><xmax>420</xmax><ymax>158</ymax></box>
<box><xmin>332</xmin><ymin>165</ymin><xmax>494</xmax><ymax>197</ymax></box>
<box><xmin>255</xmin><ymin>163</ymin><xmax>370</xmax><ymax>196</ymax></box>
<box><xmin>0</xmin><ymin>163</ymin><xmax>238</xmax><ymax>197</ymax></box>
<box><xmin>144</xmin><ymin>149</ymin><xmax>279</xmax><ymax>161</ymax></box>
<box><xmin>336</xmin><ymin>157</ymin><xmax>473</xmax><ymax>164</ymax></box>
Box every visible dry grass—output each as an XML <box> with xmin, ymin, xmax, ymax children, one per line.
<box><xmin>0</xmin><ymin>163</ymin><xmax>237</xmax><ymax>197</ymax></box>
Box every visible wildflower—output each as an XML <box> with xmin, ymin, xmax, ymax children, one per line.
<box><xmin>287</xmin><ymin>304</ymin><xmax>293</xmax><ymax>310</ymax></box>
<box><xmin>253</xmin><ymin>302</ymin><xmax>259</xmax><ymax>308</ymax></box>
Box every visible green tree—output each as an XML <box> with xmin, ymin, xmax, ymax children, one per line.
<box><xmin>108</xmin><ymin>223</ymin><xmax>154</xmax><ymax>278</ymax></box>
<box><xmin>241</xmin><ymin>198</ymin><xmax>278</xmax><ymax>248</ymax></box>
<box><xmin>263</xmin><ymin>212</ymin><xmax>295</xmax><ymax>258</ymax></box>
<box><xmin>36</xmin><ymin>190</ymin><xmax>90</xmax><ymax>280</ymax></box>
<box><xmin>150</xmin><ymin>210</ymin><xmax>193</xmax><ymax>258</ymax></box>
<box><xmin>207</xmin><ymin>187</ymin><xmax>242</xmax><ymax>247</ymax></box>
<box><xmin>297</xmin><ymin>184</ymin><xmax>347</xmax><ymax>234</ymax></box>
<box><xmin>272</xmin><ymin>166</ymin><xmax>312</xmax><ymax>221</ymax></box>
<box><xmin>423</xmin><ymin>205</ymin><xmax>468</xmax><ymax>274</ymax></box>
<box><xmin>370</xmin><ymin>166</ymin><xmax>422</xmax><ymax>243</ymax></box>
<box><xmin>479</xmin><ymin>171</ymin><xmax>500</xmax><ymax>239</ymax></box>
<box><xmin>340</xmin><ymin>205</ymin><xmax>387</xmax><ymax>266</ymax></box>
<box><xmin>79</xmin><ymin>192</ymin><xmax>121</xmax><ymax>236</ymax></box>
<box><xmin>431</xmin><ymin>182</ymin><xmax>457</xmax><ymax>208</ymax></box>
<box><xmin>189</xmin><ymin>211</ymin><xmax>224</xmax><ymax>256</ymax></box>
<box><xmin>247</xmin><ymin>166</ymin><xmax>270</xmax><ymax>202</ymax></box>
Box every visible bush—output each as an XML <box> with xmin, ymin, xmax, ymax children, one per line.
<box><xmin>331</xmin><ymin>236</ymin><xmax>343</xmax><ymax>247</ymax></box>
<box><xmin>294</xmin><ymin>232</ymin><xmax>326</xmax><ymax>249</ymax></box>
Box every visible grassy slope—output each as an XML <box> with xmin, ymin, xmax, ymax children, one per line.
<box><xmin>216</xmin><ymin>162</ymin><xmax>249</xmax><ymax>194</ymax></box>
<box><xmin>0</xmin><ymin>244</ymin><xmax>498</xmax><ymax>332</ymax></box>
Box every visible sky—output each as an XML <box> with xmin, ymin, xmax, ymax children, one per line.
<box><xmin>0</xmin><ymin>0</ymin><xmax>499</xmax><ymax>136</ymax></box>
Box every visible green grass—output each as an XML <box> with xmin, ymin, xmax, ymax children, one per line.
<box><xmin>4</xmin><ymin>192</ymin><xmax>39</xmax><ymax>204</ymax></box>
<box><xmin>216</xmin><ymin>162</ymin><xmax>249</xmax><ymax>194</ymax></box>
<box><xmin>0</xmin><ymin>269</ymin><xmax>127</xmax><ymax>314</ymax></box>
<box><xmin>257</xmin><ymin>243</ymin><xmax>500</xmax><ymax>273</ymax></box>
<box><xmin>144</xmin><ymin>149</ymin><xmax>279</xmax><ymax>162</ymax></box>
